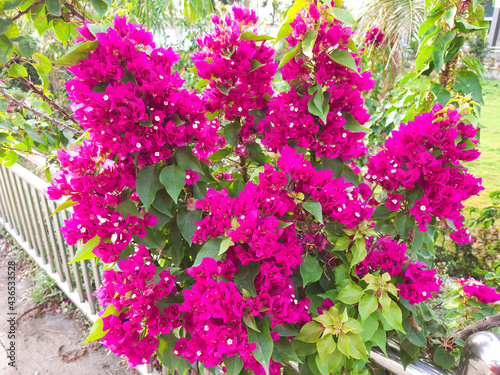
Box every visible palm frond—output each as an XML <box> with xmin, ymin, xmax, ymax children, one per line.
<box><xmin>359</xmin><ymin>0</ymin><xmax>425</xmax><ymax>82</ymax></box>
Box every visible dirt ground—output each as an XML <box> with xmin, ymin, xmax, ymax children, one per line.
<box><xmin>0</xmin><ymin>237</ymin><xmax>139</xmax><ymax>375</ymax></box>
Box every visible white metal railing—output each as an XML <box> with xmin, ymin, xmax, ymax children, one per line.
<box><xmin>0</xmin><ymin>162</ymin><xmax>157</xmax><ymax>375</ymax></box>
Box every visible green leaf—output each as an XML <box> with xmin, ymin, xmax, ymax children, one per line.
<box><xmin>3</xmin><ymin>0</ymin><xmax>24</xmax><ymax>10</ymax></box>
<box><xmin>2</xmin><ymin>150</ymin><xmax>18</xmax><ymax>167</ymax></box>
<box><xmin>82</xmin><ymin>304</ymin><xmax>119</xmax><ymax>344</ymax></box>
<box><xmin>195</xmin><ymin>78</ymin><xmax>209</xmax><ymax>89</ymax></box>
<box><xmin>175</xmin><ymin>146</ymin><xmax>203</xmax><ymax>174</ymax></box>
<box><xmin>302</xmin><ymin>30</ymin><xmax>318</xmax><ymax>57</ymax></box>
<box><xmin>0</xmin><ymin>35</ymin><xmax>13</xmax><ymax>64</ymax></box>
<box><xmin>115</xmin><ymin>198</ymin><xmax>143</xmax><ymax>219</ymax></box>
<box><xmin>444</xmin><ymin>5</ymin><xmax>457</xmax><ymax>27</ymax></box>
<box><xmin>454</xmin><ymin>70</ymin><xmax>483</xmax><ymax>104</ymax></box>
<box><xmin>208</xmin><ymin>148</ymin><xmax>231</xmax><ymax>162</ymax></box>
<box><xmin>275</xmin><ymin>23</ymin><xmax>293</xmax><ymax>45</ymax></box>
<box><xmin>243</xmin><ymin>314</ymin><xmax>261</xmax><ymax>332</ymax></box>
<box><xmin>335</xmin><ymin>236</ymin><xmax>351</xmax><ymax>251</ymax></box>
<box><xmin>359</xmin><ymin>294</ymin><xmax>378</xmax><ymax>321</ymax></box>
<box><xmin>348</xmin><ymin>333</ymin><xmax>367</xmax><ymax>360</ymax></box>
<box><xmin>157</xmin><ymin>333</ymin><xmax>183</xmax><ymax>373</ymax></box>
<box><xmin>250</xmin><ymin>59</ymin><xmax>265</xmax><ymax>71</ymax></box>
<box><xmin>219</xmin><ymin>236</ymin><xmax>233</xmax><ymax>256</ymax></box>
<box><xmin>0</xmin><ymin>18</ymin><xmax>13</xmax><ymax>35</ymax></box>
<box><xmin>372</xmin><ymin>326</ymin><xmax>387</xmax><ymax>355</ymax></box>
<box><xmin>343</xmin><ymin>113</ymin><xmax>368</xmax><ymax>134</ymax></box>
<box><xmin>19</xmin><ymin>37</ymin><xmax>36</xmax><ymax>58</ymax></box>
<box><xmin>302</xmin><ymin>200</ymin><xmax>323</xmax><ymax>223</ymax></box>
<box><xmin>247</xmin><ymin>319</ymin><xmax>274</xmax><ymax>375</ymax></box>
<box><xmin>278</xmin><ymin>42</ymin><xmax>302</xmax><ymax>70</ymax></box>
<box><xmin>300</xmin><ymin>255</ymin><xmax>323</xmax><ymax>286</ymax></box>
<box><xmin>275</xmin><ymin>0</ymin><xmax>309</xmax><ymax>43</ymax></box>
<box><xmin>53</xmin><ymin>40</ymin><xmax>99</xmax><ymax>67</ymax></box>
<box><xmin>337</xmin><ymin>333</ymin><xmax>350</xmax><ymax>357</ymax></box>
<box><xmin>34</xmin><ymin>53</ymin><xmax>52</xmax><ymax>74</ymax></box>
<box><xmin>351</xmin><ymin>238</ymin><xmax>367</xmax><ymax>267</ymax></box>
<box><xmin>246</xmin><ymin>142</ymin><xmax>267</xmax><ymax>165</ymax></box>
<box><xmin>295</xmin><ymin>321</ymin><xmax>323</xmax><ymax>343</ymax></box>
<box><xmin>320</xmin><ymin>156</ymin><xmax>344</xmax><ymax>178</ymax></box>
<box><xmin>51</xmin><ymin>197</ymin><xmax>77</xmax><ymax>216</ymax></box>
<box><xmin>433</xmin><ymin>347</ymin><xmax>456</xmax><ymax>369</ymax></box>
<box><xmin>430</xmin><ymin>83</ymin><xmax>451</xmax><ymax>106</ymax></box>
<box><xmin>91</xmin><ymin>0</ymin><xmax>111</xmax><ymax>17</ymax></box>
<box><xmin>8</xmin><ymin>63</ymin><xmax>28</xmax><ymax>77</ymax></box>
<box><xmin>395</xmin><ymin>212</ymin><xmax>415</xmax><ymax>237</ymax></box>
<box><xmin>216</xmin><ymin>83</ymin><xmax>233</xmax><ymax>95</ymax></box>
<box><xmin>86</xmin><ymin>24</ymin><xmax>110</xmax><ymax>37</ymax></box>
<box><xmin>337</xmin><ymin>284</ymin><xmax>364</xmax><ymax>305</ymax></box>
<box><xmin>329</xmin><ymin>49</ymin><xmax>358</xmax><ymax>73</ymax></box>
<box><xmin>69</xmin><ymin>235</ymin><xmax>100</xmax><ymax>264</ymax></box>
<box><xmin>272</xmin><ymin>338</ymin><xmax>302</xmax><ymax>364</ymax></box>
<box><xmin>455</xmin><ymin>16</ymin><xmax>488</xmax><ymax>33</ymax></box>
<box><xmin>315</xmin><ymin>350</ymin><xmax>343</xmax><ymax>374</ymax></box>
<box><xmin>317</xmin><ymin>335</ymin><xmax>336</xmax><ymax>363</ymax></box>
<box><xmin>234</xmin><ymin>261</ymin><xmax>260</xmax><ymax>297</ymax></box>
<box><xmin>224</xmin><ymin>121</ymin><xmax>241</xmax><ymax>147</ymax></box>
<box><xmin>240</xmin><ymin>31</ymin><xmax>275</xmax><ymax>41</ymax></box>
<box><xmin>136</xmin><ymin>164</ymin><xmax>163</xmax><ymax>211</ymax></box>
<box><xmin>330</xmin><ymin>7</ymin><xmax>359</xmax><ymax>27</ymax></box>
<box><xmin>382</xmin><ymin>301</ymin><xmax>404</xmax><ymax>332</ymax></box>
<box><xmin>224</xmin><ymin>355</ymin><xmax>244</xmax><ymax>375</ymax></box>
<box><xmin>46</xmin><ymin>0</ymin><xmax>61</xmax><ymax>16</ymax></box>
<box><xmin>177</xmin><ymin>208</ymin><xmax>202</xmax><ymax>246</ymax></box>
<box><xmin>359</xmin><ymin>314</ymin><xmax>378</xmax><ymax>342</ymax></box>
<box><xmin>159</xmin><ymin>164</ymin><xmax>186</xmax><ymax>202</ymax></box>
<box><xmin>193</xmin><ymin>238</ymin><xmax>222</xmax><ymax>267</ymax></box>
<box><xmin>53</xmin><ymin>20</ymin><xmax>71</xmax><ymax>47</ymax></box>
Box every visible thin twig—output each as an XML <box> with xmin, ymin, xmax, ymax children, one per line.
<box><xmin>458</xmin><ymin>311</ymin><xmax>500</xmax><ymax>341</ymax></box>
<box><xmin>0</xmin><ymin>86</ymin><xmax>82</xmax><ymax>135</ymax></box>
<box><xmin>14</xmin><ymin>77</ymin><xmax>79</xmax><ymax>125</ymax></box>
<box><xmin>47</xmin><ymin>31</ymin><xmax>67</xmax><ymax>52</ymax></box>
<box><xmin>12</xmin><ymin>0</ymin><xmax>45</xmax><ymax>21</ymax></box>
<box><xmin>62</xmin><ymin>1</ymin><xmax>86</xmax><ymax>22</ymax></box>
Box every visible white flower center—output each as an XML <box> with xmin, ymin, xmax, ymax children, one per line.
<box><xmin>155</xmin><ymin>152</ymin><xmax>160</xmax><ymax>157</ymax></box>
<box><xmin>420</xmin><ymin>205</ymin><xmax>426</xmax><ymax>211</ymax></box>
<box><xmin>155</xmin><ymin>116</ymin><xmax>160</xmax><ymax>121</ymax></box>
<box><xmin>196</xmin><ymin>350</ymin><xmax>201</xmax><ymax>356</ymax></box>
<box><xmin>392</xmin><ymin>199</ymin><xmax>397</xmax><ymax>204</ymax></box>
<box><xmin>103</xmin><ymin>95</ymin><xmax>109</xmax><ymax>101</ymax></box>
<box><xmin>227</xmin><ymin>339</ymin><xmax>233</xmax><ymax>345</ymax></box>
<box><xmin>136</xmin><ymin>142</ymin><xmax>142</xmax><ymax>148</ymax></box>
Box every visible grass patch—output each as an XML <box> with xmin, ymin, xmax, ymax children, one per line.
<box><xmin>464</xmin><ymin>79</ymin><xmax>500</xmax><ymax>209</ymax></box>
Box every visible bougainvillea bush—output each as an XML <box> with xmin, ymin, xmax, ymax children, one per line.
<box><xmin>47</xmin><ymin>1</ymin><xmax>497</xmax><ymax>374</ymax></box>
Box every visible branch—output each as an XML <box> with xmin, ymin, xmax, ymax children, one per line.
<box><xmin>12</xmin><ymin>0</ymin><xmax>45</xmax><ymax>21</ymax></box>
<box><xmin>14</xmin><ymin>77</ymin><xmax>79</xmax><ymax>125</ymax></box>
<box><xmin>0</xmin><ymin>87</ymin><xmax>83</xmax><ymax>135</ymax></box>
<box><xmin>62</xmin><ymin>1</ymin><xmax>86</xmax><ymax>22</ymax></box>
<box><xmin>458</xmin><ymin>311</ymin><xmax>500</xmax><ymax>341</ymax></box>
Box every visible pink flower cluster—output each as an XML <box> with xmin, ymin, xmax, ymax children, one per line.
<box><xmin>177</xmin><ymin>257</ymin><xmax>285</xmax><ymax>374</ymax></box>
<box><xmin>46</xmin><ymin>142</ymin><xmax>157</xmax><ymax>263</ymax></box>
<box><xmin>258</xmin><ymin>4</ymin><xmax>375</xmax><ymax>161</ymax></box>
<box><xmin>68</xmin><ymin>16</ymin><xmax>224</xmax><ymax>161</ymax></box>
<box><xmin>364</xmin><ymin>27</ymin><xmax>384</xmax><ymax>47</ymax></box>
<box><xmin>366</xmin><ymin>104</ymin><xmax>483</xmax><ymax>242</ymax></box>
<box><xmin>192</xmin><ymin>5</ymin><xmax>277</xmax><ymax>142</ymax></box>
<box><xmin>95</xmin><ymin>246</ymin><xmax>180</xmax><ymax>366</ymax></box>
<box><xmin>356</xmin><ymin>236</ymin><xmax>442</xmax><ymax>304</ymax></box>
<box><xmin>455</xmin><ymin>277</ymin><xmax>500</xmax><ymax>304</ymax></box>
